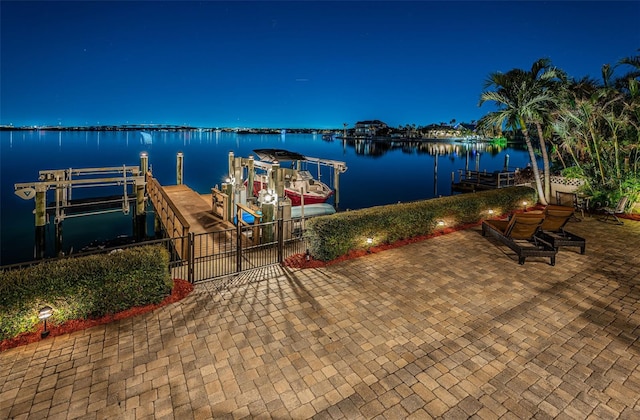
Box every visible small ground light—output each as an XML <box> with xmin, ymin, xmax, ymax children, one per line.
<box><xmin>38</xmin><ymin>306</ymin><xmax>53</xmax><ymax>338</ymax></box>
<box><xmin>488</xmin><ymin>209</ymin><xmax>494</xmax><ymax>215</ymax></box>
<box><xmin>366</xmin><ymin>237</ymin><xmax>373</xmax><ymax>253</ymax></box>
<box><xmin>437</xmin><ymin>220</ymin><xmax>445</xmax><ymax>226</ymax></box>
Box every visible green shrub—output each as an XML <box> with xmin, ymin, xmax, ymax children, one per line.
<box><xmin>305</xmin><ymin>187</ymin><xmax>537</xmax><ymax>261</ymax></box>
<box><xmin>0</xmin><ymin>245</ymin><xmax>172</xmax><ymax>341</ymax></box>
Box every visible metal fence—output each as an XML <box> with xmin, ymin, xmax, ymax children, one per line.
<box><xmin>183</xmin><ymin>217</ymin><xmax>309</xmax><ymax>283</ymax></box>
<box><xmin>1</xmin><ymin>217</ymin><xmax>311</xmax><ymax>284</ymax></box>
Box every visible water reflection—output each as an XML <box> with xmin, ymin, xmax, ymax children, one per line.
<box><xmin>0</xmin><ymin>130</ymin><xmax>537</xmax><ymax>265</ymax></box>
<box><xmin>346</xmin><ymin>137</ymin><xmax>519</xmax><ymax>158</ymax></box>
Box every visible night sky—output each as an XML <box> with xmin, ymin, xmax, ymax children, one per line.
<box><xmin>1</xmin><ymin>1</ymin><xmax>638</xmax><ymax>129</ymax></box>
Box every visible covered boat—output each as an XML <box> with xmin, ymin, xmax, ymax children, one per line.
<box><xmin>251</xmin><ymin>149</ymin><xmax>335</xmax><ymax>206</ymax></box>
<box><xmin>253</xmin><ymin>149</ymin><xmax>306</xmax><ymax>162</ymax></box>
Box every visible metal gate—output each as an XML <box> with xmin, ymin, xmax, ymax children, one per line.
<box><xmin>168</xmin><ymin>217</ymin><xmax>310</xmax><ymax>283</ymax></box>
<box><xmin>0</xmin><ymin>218</ymin><xmax>311</xmax><ymax>284</ymax></box>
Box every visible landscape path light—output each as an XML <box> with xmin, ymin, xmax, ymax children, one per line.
<box><xmin>38</xmin><ymin>306</ymin><xmax>53</xmax><ymax>338</ymax></box>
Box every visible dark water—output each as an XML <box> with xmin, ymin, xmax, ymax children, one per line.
<box><xmin>0</xmin><ymin>130</ymin><xmax>536</xmax><ymax>264</ymax></box>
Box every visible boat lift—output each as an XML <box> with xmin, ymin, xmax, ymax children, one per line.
<box><xmin>14</xmin><ymin>159</ymin><xmax>149</xmax><ymax>259</ymax></box>
<box><xmin>223</xmin><ymin>150</ymin><xmax>346</xmax><ymax>214</ymax></box>
<box><xmin>210</xmin><ymin>151</ymin><xmax>346</xmax><ymax>243</ymax></box>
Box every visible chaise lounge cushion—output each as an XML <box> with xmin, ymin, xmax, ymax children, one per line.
<box><xmin>483</xmin><ymin>211</ymin><xmax>544</xmax><ymax>239</ymax></box>
<box><xmin>540</xmin><ymin>205</ymin><xmax>574</xmax><ymax>232</ymax></box>
<box><xmin>482</xmin><ymin>212</ymin><xmax>557</xmax><ymax>265</ymax></box>
<box><xmin>536</xmin><ymin>204</ymin><xmax>586</xmax><ymax>254</ymax></box>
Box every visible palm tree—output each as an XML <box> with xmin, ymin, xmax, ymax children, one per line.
<box><xmin>479</xmin><ymin>61</ymin><xmax>560</xmax><ymax>205</ymax></box>
<box><xmin>526</xmin><ymin>59</ymin><xmax>566</xmax><ymax>202</ymax></box>
<box><xmin>616</xmin><ymin>53</ymin><xmax>640</xmax><ymax>93</ymax></box>
<box><xmin>552</xmin><ymin>53</ymin><xmax>640</xmax><ymax>204</ymax></box>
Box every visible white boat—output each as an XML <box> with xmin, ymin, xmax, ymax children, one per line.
<box><xmin>250</xmin><ymin>149</ymin><xmax>335</xmax><ymax>206</ymax></box>
<box><xmin>290</xmin><ymin>203</ymin><xmax>336</xmax><ymax>217</ymax></box>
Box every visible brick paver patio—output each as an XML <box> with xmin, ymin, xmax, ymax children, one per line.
<box><xmin>1</xmin><ymin>216</ymin><xmax>639</xmax><ymax>419</ymax></box>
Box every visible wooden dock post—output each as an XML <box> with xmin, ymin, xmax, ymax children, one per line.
<box><xmin>434</xmin><ymin>151</ymin><xmax>439</xmax><ymax>197</ymax></box>
<box><xmin>176</xmin><ymin>152</ymin><xmax>184</xmax><ymax>185</ymax></box>
<box><xmin>34</xmin><ymin>184</ymin><xmax>47</xmax><ymax>259</ymax></box>
<box><xmin>140</xmin><ymin>152</ymin><xmax>149</xmax><ymax>177</ymax></box>
<box><xmin>54</xmin><ymin>222</ymin><xmax>63</xmax><ymax>256</ymax></box>
<box><xmin>271</xmin><ymin>162</ymin><xmax>281</xmax><ymax>198</ymax></box>
<box><xmin>134</xmin><ymin>177</ymin><xmax>146</xmax><ymax>241</ymax></box>
<box><xmin>280</xmin><ymin>199</ymin><xmax>292</xmax><ymax>240</ymax></box>
<box><xmin>135</xmin><ymin>153</ymin><xmax>149</xmax><ymax>241</ymax></box>
<box><xmin>233</xmin><ymin>157</ymin><xmax>243</xmax><ymax>189</ymax></box>
<box><xmin>228</xmin><ymin>150</ymin><xmax>234</xmax><ymax>172</ymax></box>
<box><xmin>333</xmin><ymin>166</ymin><xmax>341</xmax><ymax>209</ymax></box>
<box><xmin>262</xmin><ymin>203</ymin><xmax>275</xmax><ymax>243</ymax></box>
<box><xmin>223</xmin><ymin>182</ymin><xmax>234</xmax><ymax>222</ymax></box>
<box><xmin>247</xmin><ymin>156</ymin><xmax>254</xmax><ymax>201</ymax></box>
<box><xmin>233</xmin><ymin>156</ymin><xmax>246</xmax><ymax>205</ymax></box>
<box><xmin>54</xmin><ymin>174</ymin><xmax>64</xmax><ymax>256</ymax></box>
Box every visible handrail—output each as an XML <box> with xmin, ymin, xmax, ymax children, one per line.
<box><xmin>236</xmin><ymin>203</ymin><xmax>262</xmax><ymax>245</ymax></box>
<box><xmin>456</xmin><ymin>169</ymin><xmax>516</xmax><ymax>188</ymax></box>
<box><xmin>145</xmin><ymin>172</ymin><xmax>190</xmax><ymax>258</ymax></box>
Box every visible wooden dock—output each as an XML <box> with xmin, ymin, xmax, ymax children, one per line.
<box><xmin>452</xmin><ymin>170</ymin><xmax>516</xmax><ymax>193</ymax></box>
<box><xmin>146</xmin><ymin>172</ymin><xmax>236</xmax><ymax>259</ymax></box>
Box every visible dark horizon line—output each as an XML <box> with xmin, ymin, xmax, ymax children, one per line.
<box><xmin>0</xmin><ymin>125</ymin><xmax>340</xmax><ymax>133</ymax></box>
<box><xmin>1</xmin><ymin>120</ymin><xmax>479</xmax><ymax>132</ymax></box>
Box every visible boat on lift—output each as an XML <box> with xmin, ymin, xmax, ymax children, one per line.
<box><xmin>250</xmin><ymin>149</ymin><xmax>335</xmax><ymax>206</ymax></box>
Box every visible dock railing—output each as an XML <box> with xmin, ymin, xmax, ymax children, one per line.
<box><xmin>453</xmin><ymin>169</ymin><xmax>517</xmax><ymax>191</ymax></box>
<box><xmin>146</xmin><ymin>172</ymin><xmax>190</xmax><ymax>259</ymax></box>
<box><xmin>496</xmin><ymin>171</ymin><xmax>516</xmax><ymax>187</ymax></box>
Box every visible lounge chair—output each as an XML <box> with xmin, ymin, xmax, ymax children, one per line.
<box><xmin>596</xmin><ymin>196</ymin><xmax>629</xmax><ymax>225</ymax></box>
<box><xmin>535</xmin><ymin>205</ymin><xmax>586</xmax><ymax>254</ymax></box>
<box><xmin>482</xmin><ymin>212</ymin><xmax>557</xmax><ymax>265</ymax></box>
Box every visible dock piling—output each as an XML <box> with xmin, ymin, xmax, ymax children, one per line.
<box><xmin>140</xmin><ymin>152</ymin><xmax>149</xmax><ymax>177</ymax></box>
<box><xmin>262</xmin><ymin>203</ymin><xmax>275</xmax><ymax>243</ymax></box>
<box><xmin>176</xmin><ymin>152</ymin><xmax>184</xmax><ymax>185</ymax></box>
<box><xmin>333</xmin><ymin>166</ymin><xmax>341</xmax><ymax>209</ymax></box>
<box><xmin>34</xmin><ymin>185</ymin><xmax>47</xmax><ymax>259</ymax></box>
<box><xmin>223</xmin><ymin>182</ymin><xmax>234</xmax><ymax>222</ymax></box>
<box><xmin>54</xmin><ymin>174</ymin><xmax>65</xmax><ymax>255</ymax></box>
<box><xmin>434</xmin><ymin>151</ymin><xmax>439</xmax><ymax>196</ymax></box>
<box><xmin>247</xmin><ymin>156</ymin><xmax>254</xmax><ymax>201</ymax></box>
<box><xmin>134</xmin><ymin>177</ymin><xmax>146</xmax><ymax>241</ymax></box>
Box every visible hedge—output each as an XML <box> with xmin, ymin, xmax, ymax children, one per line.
<box><xmin>0</xmin><ymin>245</ymin><xmax>172</xmax><ymax>341</ymax></box>
<box><xmin>305</xmin><ymin>186</ymin><xmax>537</xmax><ymax>261</ymax></box>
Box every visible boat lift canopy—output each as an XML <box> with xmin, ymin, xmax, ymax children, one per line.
<box><xmin>252</xmin><ymin>149</ymin><xmax>347</xmax><ymax>173</ymax></box>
